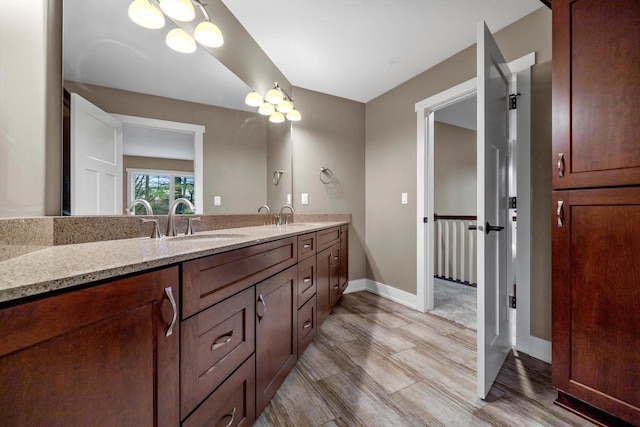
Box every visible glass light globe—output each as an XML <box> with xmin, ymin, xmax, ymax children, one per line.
<box><xmin>276</xmin><ymin>100</ymin><xmax>293</xmax><ymax>114</ymax></box>
<box><xmin>265</xmin><ymin>88</ymin><xmax>284</xmax><ymax>104</ymax></box>
<box><xmin>258</xmin><ymin>102</ymin><xmax>275</xmax><ymax>116</ymax></box>
<box><xmin>269</xmin><ymin>112</ymin><xmax>285</xmax><ymax>123</ymax></box>
<box><xmin>286</xmin><ymin>109</ymin><xmax>302</xmax><ymax>121</ymax></box>
<box><xmin>245</xmin><ymin>91</ymin><xmax>263</xmax><ymax>107</ymax></box>
<box><xmin>160</xmin><ymin>0</ymin><xmax>195</xmax><ymax>22</ymax></box>
<box><xmin>166</xmin><ymin>28</ymin><xmax>196</xmax><ymax>53</ymax></box>
<box><xmin>194</xmin><ymin>21</ymin><xmax>224</xmax><ymax>48</ymax></box>
<box><xmin>128</xmin><ymin>0</ymin><xmax>165</xmax><ymax>29</ymax></box>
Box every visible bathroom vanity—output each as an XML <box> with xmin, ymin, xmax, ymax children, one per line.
<box><xmin>0</xmin><ymin>221</ymin><xmax>349</xmax><ymax>426</ymax></box>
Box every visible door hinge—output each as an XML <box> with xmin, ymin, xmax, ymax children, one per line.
<box><xmin>509</xmin><ymin>197</ymin><xmax>517</xmax><ymax>209</ymax></box>
<box><xmin>509</xmin><ymin>93</ymin><xmax>521</xmax><ymax>110</ymax></box>
<box><xmin>423</xmin><ymin>217</ymin><xmax>428</xmax><ymax>223</ymax></box>
<box><xmin>509</xmin><ymin>295</ymin><xmax>516</xmax><ymax>309</ymax></box>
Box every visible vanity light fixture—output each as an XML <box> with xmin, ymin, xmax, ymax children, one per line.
<box><xmin>128</xmin><ymin>0</ymin><xmax>224</xmax><ymax>53</ymax></box>
<box><xmin>128</xmin><ymin>0</ymin><xmax>165</xmax><ymax>29</ymax></box>
<box><xmin>246</xmin><ymin>82</ymin><xmax>302</xmax><ymax>123</ymax></box>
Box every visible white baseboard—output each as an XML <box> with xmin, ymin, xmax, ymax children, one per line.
<box><xmin>363</xmin><ymin>279</ymin><xmax>418</xmax><ymax>310</ymax></box>
<box><xmin>517</xmin><ymin>335</ymin><xmax>552</xmax><ymax>364</ymax></box>
<box><xmin>343</xmin><ymin>279</ymin><xmax>366</xmax><ymax>294</ymax></box>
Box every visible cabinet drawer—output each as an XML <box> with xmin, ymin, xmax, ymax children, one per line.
<box><xmin>181</xmin><ymin>287</ymin><xmax>255</xmax><ymax>417</ymax></box>
<box><xmin>182</xmin><ymin>354</ymin><xmax>255</xmax><ymax>427</ymax></box>
<box><xmin>316</xmin><ymin>226</ymin><xmax>341</xmax><ymax>253</ymax></box>
<box><xmin>297</xmin><ymin>232</ymin><xmax>316</xmax><ymax>261</ymax></box>
<box><xmin>297</xmin><ymin>255</ymin><xmax>317</xmax><ymax>308</ymax></box>
<box><xmin>182</xmin><ymin>237</ymin><xmax>297</xmax><ymax>318</ymax></box>
<box><xmin>298</xmin><ymin>295</ymin><xmax>317</xmax><ymax>357</ymax></box>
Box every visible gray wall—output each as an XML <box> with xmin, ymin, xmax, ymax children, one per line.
<box><xmin>65</xmin><ymin>81</ymin><xmax>268</xmax><ymax>215</ymax></box>
<box><xmin>267</xmin><ymin>123</ymin><xmax>293</xmax><ymax>211</ymax></box>
<box><xmin>365</xmin><ymin>8</ymin><xmax>552</xmax><ymax>340</ymax></box>
<box><xmin>434</xmin><ymin>122</ymin><xmax>476</xmax><ymax>216</ymax></box>
<box><xmin>292</xmin><ymin>88</ymin><xmax>366</xmax><ymax>281</ymax></box>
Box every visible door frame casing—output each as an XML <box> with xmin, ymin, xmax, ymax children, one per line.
<box><xmin>415</xmin><ymin>52</ymin><xmax>550</xmax><ymax>362</ymax></box>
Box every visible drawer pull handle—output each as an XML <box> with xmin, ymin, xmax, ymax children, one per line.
<box><xmin>334</xmin><ymin>285</ymin><xmax>340</xmax><ymax>290</ymax></box>
<box><xmin>303</xmin><ymin>320</ymin><xmax>312</xmax><ymax>329</ymax></box>
<box><xmin>303</xmin><ymin>277</ymin><xmax>312</xmax><ymax>284</ymax></box>
<box><xmin>303</xmin><ymin>243</ymin><xmax>312</xmax><ymax>249</ymax></box>
<box><xmin>164</xmin><ymin>287</ymin><xmax>177</xmax><ymax>337</ymax></box>
<box><xmin>557</xmin><ymin>153</ymin><xmax>565</xmax><ymax>178</ymax></box>
<box><xmin>211</xmin><ymin>331</ymin><xmax>234</xmax><ymax>351</ymax></box>
<box><xmin>219</xmin><ymin>407</ymin><xmax>236</xmax><ymax>427</ymax></box>
<box><xmin>257</xmin><ymin>294</ymin><xmax>267</xmax><ymax>324</ymax></box>
<box><xmin>557</xmin><ymin>200</ymin><xmax>564</xmax><ymax>227</ymax></box>
<box><xmin>334</xmin><ymin>256</ymin><xmax>339</xmax><ymax>261</ymax></box>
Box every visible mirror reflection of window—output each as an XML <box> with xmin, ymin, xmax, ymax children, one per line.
<box><xmin>128</xmin><ymin>169</ymin><xmax>194</xmax><ymax>215</ymax></box>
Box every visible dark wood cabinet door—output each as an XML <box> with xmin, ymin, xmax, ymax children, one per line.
<box><xmin>255</xmin><ymin>266</ymin><xmax>298</xmax><ymax>415</ymax></box>
<box><xmin>552</xmin><ymin>188</ymin><xmax>640</xmax><ymax>425</ymax></box>
<box><xmin>317</xmin><ymin>244</ymin><xmax>339</xmax><ymax>325</ymax></box>
<box><xmin>552</xmin><ymin>0</ymin><xmax>640</xmax><ymax>189</ymax></box>
<box><xmin>0</xmin><ymin>268</ymin><xmax>180</xmax><ymax>427</ymax></box>
<box><xmin>297</xmin><ymin>295</ymin><xmax>317</xmax><ymax>357</ymax></box>
<box><xmin>339</xmin><ymin>225</ymin><xmax>349</xmax><ymax>291</ymax></box>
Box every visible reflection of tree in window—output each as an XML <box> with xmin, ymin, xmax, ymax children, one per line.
<box><xmin>130</xmin><ymin>171</ymin><xmax>194</xmax><ymax>215</ymax></box>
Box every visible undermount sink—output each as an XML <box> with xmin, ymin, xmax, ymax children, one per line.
<box><xmin>168</xmin><ymin>233</ymin><xmax>247</xmax><ymax>242</ymax></box>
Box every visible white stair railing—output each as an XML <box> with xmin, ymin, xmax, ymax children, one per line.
<box><xmin>434</xmin><ymin>214</ymin><xmax>477</xmax><ymax>286</ymax></box>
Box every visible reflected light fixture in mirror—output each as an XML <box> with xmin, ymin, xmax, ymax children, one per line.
<box><xmin>128</xmin><ymin>0</ymin><xmax>165</xmax><ymax>29</ymax></box>
<box><xmin>128</xmin><ymin>0</ymin><xmax>223</xmax><ymax>53</ymax></box>
<box><xmin>246</xmin><ymin>82</ymin><xmax>302</xmax><ymax>123</ymax></box>
<box><xmin>160</xmin><ymin>0</ymin><xmax>195</xmax><ymax>22</ymax></box>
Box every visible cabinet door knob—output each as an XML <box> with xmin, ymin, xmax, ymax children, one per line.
<box><xmin>164</xmin><ymin>286</ymin><xmax>177</xmax><ymax>337</ymax></box>
<box><xmin>557</xmin><ymin>200</ymin><xmax>564</xmax><ymax>227</ymax></box>
<box><xmin>557</xmin><ymin>153</ymin><xmax>565</xmax><ymax>178</ymax></box>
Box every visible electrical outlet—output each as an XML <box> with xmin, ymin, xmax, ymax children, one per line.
<box><xmin>301</xmin><ymin>193</ymin><xmax>309</xmax><ymax>205</ymax></box>
<box><xmin>214</xmin><ymin>196</ymin><xmax>221</xmax><ymax>206</ymax></box>
<box><xmin>401</xmin><ymin>193</ymin><xmax>408</xmax><ymax>204</ymax></box>
<box><xmin>287</xmin><ymin>193</ymin><xmax>292</xmax><ymax>205</ymax></box>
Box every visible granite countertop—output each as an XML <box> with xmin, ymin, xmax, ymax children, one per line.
<box><xmin>0</xmin><ymin>221</ymin><xmax>347</xmax><ymax>305</ymax></box>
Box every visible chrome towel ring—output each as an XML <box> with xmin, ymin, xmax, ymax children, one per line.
<box><xmin>273</xmin><ymin>170</ymin><xmax>284</xmax><ymax>185</ymax></box>
<box><xmin>319</xmin><ymin>167</ymin><xmax>334</xmax><ymax>184</ymax></box>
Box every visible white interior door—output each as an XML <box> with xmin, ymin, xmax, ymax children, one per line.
<box><xmin>476</xmin><ymin>21</ymin><xmax>512</xmax><ymax>399</ymax></box>
<box><xmin>71</xmin><ymin>93</ymin><xmax>123</xmax><ymax>215</ymax></box>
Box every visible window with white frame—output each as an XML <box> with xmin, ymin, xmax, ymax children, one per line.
<box><xmin>127</xmin><ymin>168</ymin><xmax>194</xmax><ymax>215</ymax></box>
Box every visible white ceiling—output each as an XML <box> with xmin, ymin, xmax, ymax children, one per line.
<box><xmin>222</xmin><ymin>0</ymin><xmax>543</xmax><ymax>102</ymax></box>
<box><xmin>64</xmin><ymin>0</ymin><xmax>543</xmax><ymax>110</ymax></box>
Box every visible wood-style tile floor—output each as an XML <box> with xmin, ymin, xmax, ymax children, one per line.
<box><xmin>255</xmin><ymin>291</ymin><xmax>594</xmax><ymax>427</ymax></box>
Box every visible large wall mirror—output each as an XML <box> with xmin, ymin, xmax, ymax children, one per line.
<box><xmin>63</xmin><ymin>0</ymin><xmax>292</xmax><ymax>216</ymax></box>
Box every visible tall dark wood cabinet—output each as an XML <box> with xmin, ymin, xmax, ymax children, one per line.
<box><xmin>551</xmin><ymin>1</ymin><xmax>640</xmax><ymax>425</ymax></box>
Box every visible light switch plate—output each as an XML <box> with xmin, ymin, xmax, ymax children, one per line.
<box><xmin>401</xmin><ymin>193</ymin><xmax>408</xmax><ymax>204</ymax></box>
<box><xmin>214</xmin><ymin>196</ymin><xmax>221</xmax><ymax>206</ymax></box>
<box><xmin>301</xmin><ymin>193</ymin><xmax>309</xmax><ymax>205</ymax></box>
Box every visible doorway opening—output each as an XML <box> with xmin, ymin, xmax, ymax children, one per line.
<box><xmin>431</xmin><ymin>96</ymin><xmax>478</xmax><ymax>331</ymax></box>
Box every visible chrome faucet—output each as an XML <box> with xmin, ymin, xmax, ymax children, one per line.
<box><xmin>278</xmin><ymin>204</ymin><xmax>295</xmax><ymax>225</ymax></box>
<box><xmin>166</xmin><ymin>198</ymin><xmax>195</xmax><ymax>236</ymax></box>
<box><xmin>126</xmin><ymin>199</ymin><xmax>153</xmax><ymax>215</ymax></box>
<box><xmin>258</xmin><ymin>205</ymin><xmax>270</xmax><ymax>214</ymax></box>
